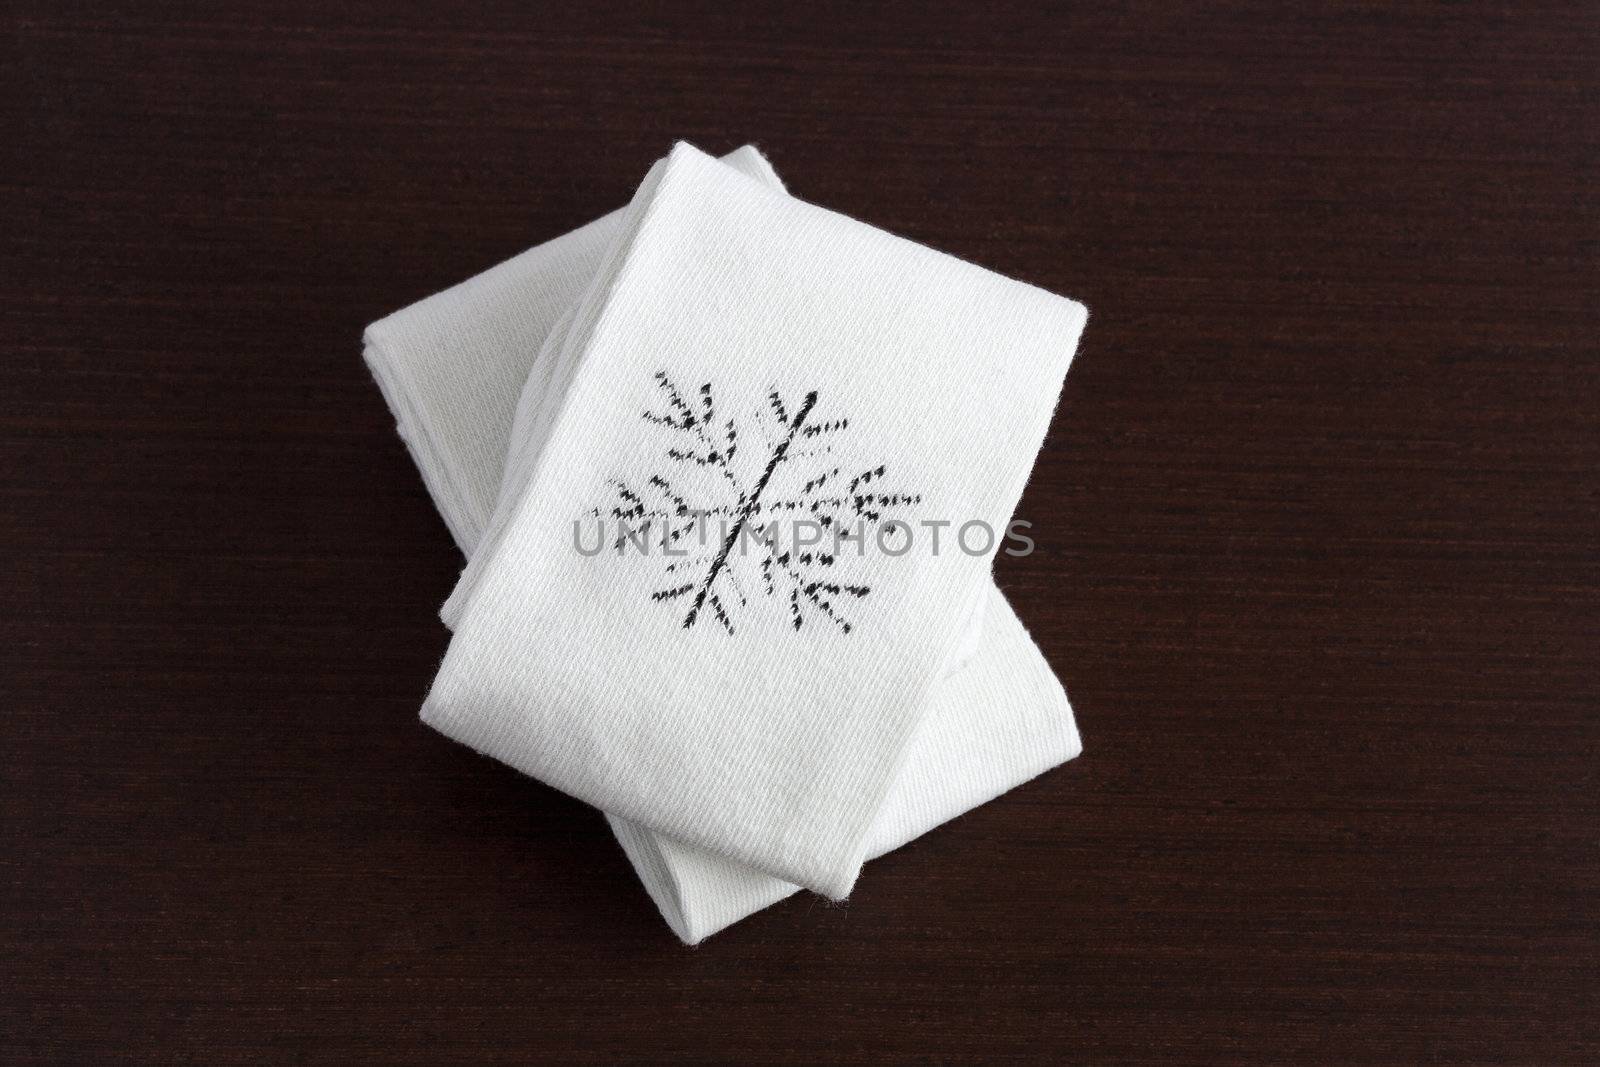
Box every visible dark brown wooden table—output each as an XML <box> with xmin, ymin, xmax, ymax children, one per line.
<box><xmin>5</xmin><ymin>3</ymin><xmax>1596</xmax><ymax>1062</ymax></box>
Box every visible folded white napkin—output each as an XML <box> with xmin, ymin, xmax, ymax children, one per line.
<box><xmin>366</xmin><ymin>145</ymin><xmax>1082</xmax><ymax>941</ymax></box>
<box><xmin>411</xmin><ymin>143</ymin><xmax>1088</xmax><ymax>901</ymax></box>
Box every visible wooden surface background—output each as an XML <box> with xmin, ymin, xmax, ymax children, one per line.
<box><xmin>5</xmin><ymin>3</ymin><xmax>1597</xmax><ymax>1063</ymax></box>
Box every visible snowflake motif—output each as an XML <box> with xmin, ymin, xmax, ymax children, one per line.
<box><xmin>591</xmin><ymin>371</ymin><xmax>923</xmax><ymax>634</ymax></box>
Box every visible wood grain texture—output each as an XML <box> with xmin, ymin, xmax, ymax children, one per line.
<box><xmin>3</xmin><ymin>2</ymin><xmax>1596</xmax><ymax>1063</ymax></box>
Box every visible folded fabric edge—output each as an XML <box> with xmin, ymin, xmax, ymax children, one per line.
<box><xmin>361</xmin><ymin>334</ymin><xmax>479</xmax><ymax>556</ymax></box>
<box><xmin>619</xmin><ymin>589</ymin><xmax>1083</xmax><ymax>944</ymax></box>
<box><xmin>720</xmin><ymin>143</ymin><xmax>787</xmax><ymax>195</ymax></box>
<box><xmin>606</xmin><ymin>815</ymin><xmax>695</xmax><ymax>944</ymax></box>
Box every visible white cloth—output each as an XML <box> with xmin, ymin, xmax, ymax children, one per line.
<box><xmin>414</xmin><ymin>143</ymin><xmax>1088</xmax><ymax>902</ymax></box>
<box><xmin>365</xmin><ymin>144</ymin><xmax>1082</xmax><ymax>940</ymax></box>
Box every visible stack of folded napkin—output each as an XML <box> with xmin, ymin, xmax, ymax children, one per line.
<box><xmin>364</xmin><ymin>143</ymin><xmax>1088</xmax><ymax>943</ymax></box>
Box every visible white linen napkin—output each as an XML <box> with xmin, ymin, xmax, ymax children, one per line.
<box><xmin>365</xmin><ymin>145</ymin><xmax>1081</xmax><ymax>941</ymax></box>
<box><xmin>414</xmin><ymin>143</ymin><xmax>1088</xmax><ymax>901</ymax></box>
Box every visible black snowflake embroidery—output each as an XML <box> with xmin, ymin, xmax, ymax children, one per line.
<box><xmin>590</xmin><ymin>371</ymin><xmax>923</xmax><ymax>634</ymax></box>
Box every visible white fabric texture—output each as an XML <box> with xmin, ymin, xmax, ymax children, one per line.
<box><xmin>415</xmin><ymin>143</ymin><xmax>1089</xmax><ymax>902</ymax></box>
<box><xmin>366</xmin><ymin>144</ymin><xmax>1083</xmax><ymax>941</ymax></box>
